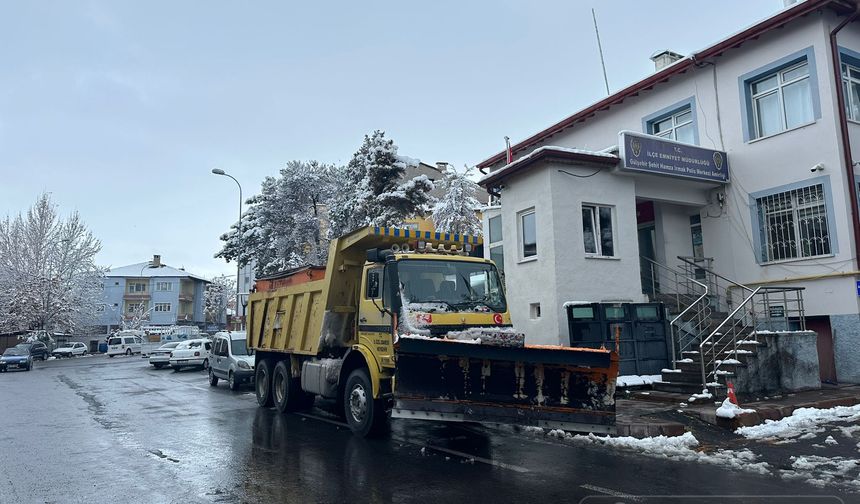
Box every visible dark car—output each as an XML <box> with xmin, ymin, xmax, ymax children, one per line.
<box><xmin>0</xmin><ymin>347</ymin><xmax>33</xmax><ymax>372</ymax></box>
<box><xmin>15</xmin><ymin>342</ymin><xmax>49</xmax><ymax>361</ymax></box>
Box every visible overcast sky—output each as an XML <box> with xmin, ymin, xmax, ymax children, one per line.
<box><xmin>0</xmin><ymin>0</ymin><xmax>781</xmax><ymax>278</ymax></box>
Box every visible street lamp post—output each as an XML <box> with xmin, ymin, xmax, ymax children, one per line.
<box><xmin>212</xmin><ymin>168</ymin><xmax>243</xmax><ymax>330</ymax></box>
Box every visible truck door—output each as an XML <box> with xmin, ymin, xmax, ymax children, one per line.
<box><xmin>359</xmin><ymin>266</ymin><xmax>394</xmax><ymax>369</ymax></box>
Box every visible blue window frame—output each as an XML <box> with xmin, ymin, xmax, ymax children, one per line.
<box><xmin>838</xmin><ymin>47</ymin><xmax>860</xmax><ymax>121</ymax></box>
<box><xmin>738</xmin><ymin>47</ymin><xmax>821</xmax><ymax>142</ymax></box>
<box><xmin>748</xmin><ymin>176</ymin><xmax>837</xmax><ymax>264</ymax></box>
<box><xmin>642</xmin><ymin>97</ymin><xmax>698</xmax><ymax>145</ymax></box>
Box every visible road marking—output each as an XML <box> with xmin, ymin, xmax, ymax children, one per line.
<box><xmin>419</xmin><ymin>442</ymin><xmax>531</xmax><ymax>473</ymax></box>
<box><xmin>579</xmin><ymin>484</ymin><xmax>641</xmax><ymax>501</ymax></box>
<box><xmin>296</xmin><ymin>412</ymin><xmax>349</xmax><ymax>428</ymax></box>
<box><xmin>296</xmin><ymin>412</ymin><xmax>530</xmax><ymax>473</ymax></box>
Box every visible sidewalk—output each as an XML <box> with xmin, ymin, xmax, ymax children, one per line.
<box><xmin>615</xmin><ymin>384</ymin><xmax>860</xmax><ymax>437</ymax></box>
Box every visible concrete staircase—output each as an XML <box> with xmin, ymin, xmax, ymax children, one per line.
<box><xmin>642</xmin><ymin>256</ymin><xmax>805</xmax><ymax>398</ymax></box>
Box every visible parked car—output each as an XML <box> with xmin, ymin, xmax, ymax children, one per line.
<box><xmin>107</xmin><ymin>333</ymin><xmax>144</xmax><ymax>357</ymax></box>
<box><xmin>0</xmin><ymin>347</ymin><xmax>33</xmax><ymax>372</ymax></box>
<box><xmin>209</xmin><ymin>331</ymin><xmax>254</xmax><ymax>391</ymax></box>
<box><xmin>168</xmin><ymin>339</ymin><xmax>212</xmax><ymax>371</ymax></box>
<box><xmin>148</xmin><ymin>342</ymin><xmax>180</xmax><ymax>369</ymax></box>
<box><xmin>52</xmin><ymin>342</ymin><xmax>88</xmax><ymax>358</ymax></box>
<box><xmin>15</xmin><ymin>341</ymin><xmax>49</xmax><ymax>361</ymax></box>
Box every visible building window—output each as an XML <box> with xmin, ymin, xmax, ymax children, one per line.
<box><xmin>842</xmin><ymin>62</ymin><xmax>860</xmax><ymax>121</ymax></box>
<box><xmin>649</xmin><ymin>107</ymin><xmax>694</xmax><ymax>144</ymax></box>
<box><xmin>156</xmin><ymin>281</ymin><xmax>172</xmax><ymax>292</ymax></box>
<box><xmin>126</xmin><ymin>302</ymin><xmax>146</xmax><ymax>314</ymax></box>
<box><xmin>755</xmin><ymin>184</ymin><xmax>831</xmax><ymax>262</ymax></box>
<box><xmin>488</xmin><ymin>215</ymin><xmax>504</xmax><ymax>276</ymax></box>
<box><xmin>690</xmin><ymin>214</ymin><xmax>703</xmax><ymax>258</ymax></box>
<box><xmin>127</xmin><ymin>282</ymin><xmax>147</xmax><ymax>293</ymax></box>
<box><xmin>750</xmin><ymin>61</ymin><xmax>813</xmax><ymax>138</ymax></box>
<box><xmin>529</xmin><ymin>303</ymin><xmax>541</xmax><ymax>320</ymax></box>
<box><xmin>154</xmin><ymin>303</ymin><xmax>172</xmax><ymax>312</ymax></box>
<box><xmin>582</xmin><ymin>204</ymin><xmax>615</xmax><ymax>257</ymax></box>
<box><xmin>519</xmin><ymin>209</ymin><xmax>537</xmax><ymax>259</ymax></box>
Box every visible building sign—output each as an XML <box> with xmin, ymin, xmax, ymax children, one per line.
<box><xmin>619</xmin><ymin>131</ymin><xmax>729</xmax><ymax>183</ymax></box>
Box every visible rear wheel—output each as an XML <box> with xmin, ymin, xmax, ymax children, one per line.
<box><xmin>272</xmin><ymin>360</ymin><xmax>310</xmax><ymax>413</ymax></box>
<box><xmin>344</xmin><ymin>368</ymin><xmax>388</xmax><ymax>437</ymax></box>
<box><xmin>208</xmin><ymin>368</ymin><xmax>219</xmax><ymax>387</ymax></box>
<box><xmin>202</xmin><ymin>358</ymin><xmax>209</xmax><ymax>371</ymax></box>
<box><xmin>153</xmin><ymin>363</ymin><xmax>164</xmax><ymax>369</ymax></box>
<box><xmin>125</xmin><ymin>348</ymin><xmax>131</xmax><ymax>356</ymax></box>
<box><xmin>255</xmin><ymin>359</ymin><xmax>274</xmax><ymax>407</ymax></box>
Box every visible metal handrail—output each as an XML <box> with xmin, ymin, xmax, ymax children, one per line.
<box><xmin>677</xmin><ymin>255</ymin><xmax>755</xmax><ymax>294</ymax></box>
<box><xmin>699</xmin><ymin>286</ymin><xmax>761</xmax><ymax>387</ymax></box>
<box><xmin>640</xmin><ymin>256</ymin><xmax>709</xmax><ymax>366</ymax></box>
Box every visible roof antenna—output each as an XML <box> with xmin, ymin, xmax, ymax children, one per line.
<box><xmin>592</xmin><ymin>8</ymin><xmax>611</xmax><ymax>96</ymax></box>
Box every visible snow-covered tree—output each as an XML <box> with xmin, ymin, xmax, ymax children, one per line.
<box><xmin>431</xmin><ymin>165</ymin><xmax>482</xmax><ymax>235</ymax></box>
<box><xmin>0</xmin><ymin>194</ymin><xmax>104</xmax><ymax>334</ymax></box>
<box><xmin>328</xmin><ymin>130</ymin><xmax>435</xmax><ymax>237</ymax></box>
<box><xmin>122</xmin><ymin>301</ymin><xmax>152</xmax><ymax>331</ymax></box>
<box><xmin>216</xmin><ymin>161</ymin><xmax>336</xmax><ymax>276</ymax></box>
<box><xmin>204</xmin><ymin>275</ymin><xmax>235</xmax><ymax>324</ymax></box>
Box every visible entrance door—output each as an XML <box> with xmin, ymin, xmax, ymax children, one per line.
<box><xmin>638</xmin><ymin>225</ymin><xmax>657</xmax><ymax>296</ymax></box>
<box><xmin>806</xmin><ymin>316</ymin><xmax>837</xmax><ymax>384</ymax></box>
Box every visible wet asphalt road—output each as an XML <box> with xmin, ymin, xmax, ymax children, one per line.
<box><xmin>0</xmin><ymin>355</ymin><xmax>856</xmax><ymax>504</ymax></box>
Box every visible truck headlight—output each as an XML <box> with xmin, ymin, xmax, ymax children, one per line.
<box><xmin>237</xmin><ymin>361</ymin><xmax>250</xmax><ymax>369</ymax></box>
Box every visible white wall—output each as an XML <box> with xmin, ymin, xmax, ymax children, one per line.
<box><xmin>494</xmin><ymin>165</ymin><xmax>561</xmax><ymax>344</ymax></box>
<box><xmin>486</xmin><ymin>12</ymin><xmax>860</xmax><ymax>319</ymax></box>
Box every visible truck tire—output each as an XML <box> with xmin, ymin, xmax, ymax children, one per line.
<box><xmin>255</xmin><ymin>359</ymin><xmax>274</xmax><ymax>407</ymax></box>
<box><xmin>272</xmin><ymin>360</ymin><xmax>311</xmax><ymax>413</ymax></box>
<box><xmin>344</xmin><ymin>368</ymin><xmax>388</xmax><ymax>437</ymax></box>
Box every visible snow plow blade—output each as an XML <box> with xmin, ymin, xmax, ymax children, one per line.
<box><xmin>392</xmin><ymin>337</ymin><xmax>618</xmax><ymax>434</ymax></box>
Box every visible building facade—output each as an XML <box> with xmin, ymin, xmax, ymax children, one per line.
<box><xmin>96</xmin><ymin>255</ymin><xmax>213</xmax><ymax>335</ymax></box>
<box><xmin>478</xmin><ymin>0</ymin><xmax>860</xmax><ymax>383</ymax></box>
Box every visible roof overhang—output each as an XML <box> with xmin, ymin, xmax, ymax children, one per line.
<box><xmin>478</xmin><ymin>146</ymin><xmax>619</xmax><ymax>188</ymax></box>
<box><xmin>477</xmin><ymin>0</ymin><xmax>856</xmax><ymax>169</ymax></box>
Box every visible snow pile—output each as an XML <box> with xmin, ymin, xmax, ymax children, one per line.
<box><xmin>715</xmin><ymin>398</ymin><xmax>755</xmax><ymax>419</ymax></box>
<box><xmin>688</xmin><ymin>389</ymin><xmax>713</xmax><ymax>403</ymax></box>
<box><xmin>616</xmin><ymin>375</ymin><xmax>661</xmax><ymax>387</ymax></box>
<box><xmin>540</xmin><ymin>431</ymin><xmax>770</xmax><ymax>475</ymax></box>
<box><xmin>407</xmin><ymin>302</ymin><xmax>452</xmax><ymax>313</ymax></box>
<box><xmin>824</xmin><ymin>435</ymin><xmax>839</xmax><ymax>446</ymax></box>
<box><xmin>446</xmin><ymin>327</ymin><xmax>524</xmax><ymax>347</ymax></box>
<box><xmin>736</xmin><ymin>404</ymin><xmax>860</xmax><ymax>440</ymax></box>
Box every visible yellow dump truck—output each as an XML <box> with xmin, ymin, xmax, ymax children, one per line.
<box><xmin>247</xmin><ymin>226</ymin><xmax>618</xmax><ymax>437</ymax></box>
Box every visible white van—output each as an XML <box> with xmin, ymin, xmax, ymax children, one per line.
<box><xmin>107</xmin><ymin>330</ymin><xmax>145</xmax><ymax>357</ymax></box>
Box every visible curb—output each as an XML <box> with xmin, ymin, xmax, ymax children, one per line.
<box><xmin>615</xmin><ymin>422</ymin><xmax>686</xmax><ymax>438</ymax></box>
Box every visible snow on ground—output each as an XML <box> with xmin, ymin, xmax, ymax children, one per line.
<box><xmin>716</xmin><ymin>398</ymin><xmax>755</xmax><ymax>419</ymax></box>
<box><xmin>781</xmin><ymin>455</ymin><xmax>860</xmax><ymax>490</ymax></box>
<box><xmin>616</xmin><ymin>375</ymin><xmax>661</xmax><ymax>387</ymax></box>
<box><xmin>688</xmin><ymin>389</ymin><xmax>713</xmax><ymax>403</ymax></box>
<box><xmin>735</xmin><ymin>404</ymin><xmax>860</xmax><ymax>441</ymax></box>
<box><xmin>528</xmin><ymin>429</ymin><xmax>771</xmax><ymax>475</ymax></box>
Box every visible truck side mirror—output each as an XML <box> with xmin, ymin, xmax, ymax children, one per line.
<box><xmin>366</xmin><ymin>248</ymin><xmax>381</xmax><ymax>263</ymax></box>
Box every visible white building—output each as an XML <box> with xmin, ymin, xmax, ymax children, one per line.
<box><xmin>478</xmin><ymin>0</ymin><xmax>860</xmax><ymax>384</ymax></box>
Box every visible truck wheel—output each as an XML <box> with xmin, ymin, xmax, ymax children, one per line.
<box><xmin>272</xmin><ymin>361</ymin><xmax>310</xmax><ymax>413</ymax></box>
<box><xmin>255</xmin><ymin>359</ymin><xmax>274</xmax><ymax>407</ymax></box>
<box><xmin>344</xmin><ymin>368</ymin><xmax>388</xmax><ymax>437</ymax></box>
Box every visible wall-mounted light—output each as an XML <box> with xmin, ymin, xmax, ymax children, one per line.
<box><xmin>811</xmin><ymin>163</ymin><xmax>825</xmax><ymax>173</ymax></box>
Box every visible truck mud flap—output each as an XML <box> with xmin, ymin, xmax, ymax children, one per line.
<box><xmin>392</xmin><ymin>338</ymin><xmax>618</xmax><ymax>434</ymax></box>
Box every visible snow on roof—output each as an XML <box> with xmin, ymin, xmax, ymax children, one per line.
<box><xmin>105</xmin><ymin>261</ymin><xmax>209</xmax><ymax>282</ymax></box>
<box><xmin>478</xmin><ymin>145</ymin><xmax>618</xmax><ymax>186</ymax></box>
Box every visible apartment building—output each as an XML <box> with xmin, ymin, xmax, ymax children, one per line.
<box><xmin>96</xmin><ymin>255</ymin><xmax>212</xmax><ymax>334</ymax></box>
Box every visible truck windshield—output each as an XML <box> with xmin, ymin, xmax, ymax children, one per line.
<box><xmin>397</xmin><ymin>259</ymin><xmax>506</xmax><ymax>313</ymax></box>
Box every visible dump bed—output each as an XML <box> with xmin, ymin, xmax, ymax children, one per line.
<box><xmin>247</xmin><ymin>227</ymin><xmax>483</xmax><ymax>356</ymax></box>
